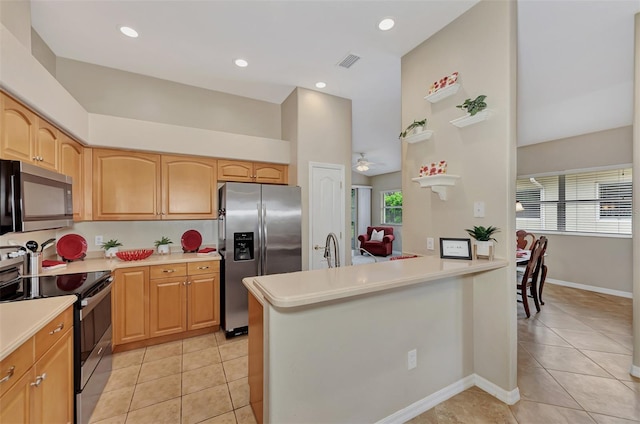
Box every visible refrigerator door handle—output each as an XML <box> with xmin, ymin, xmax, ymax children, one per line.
<box><xmin>262</xmin><ymin>204</ymin><xmax>267</xmax><ymax>275</ymax></box>
<box><xmin>257</xmin><ymin>202</ymin><xmax>262</xmax><ymax>275</ymax></box>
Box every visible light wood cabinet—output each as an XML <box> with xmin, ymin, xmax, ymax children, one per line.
<box><xmin>113</xmin><ymin>267</ymin><xmax>150</xmax><ymax>345</ymax></box>
<box><xmin>34</xmin><ymin>118</ymin><xmax>59</xmax><ymax>171</ymax></box>
<box><xmin>149</xmin><ymin>263</ymin><xmax>188</xmax><ymax>338</ymax></box>
<box><xmin>0</xmin><ymin>306</ymin><xmax>74</xmax><ymax>424</ymax></box>
<box><xmin>188</xmin><ymin>271</ymin><xmax>220</xmax><ymax>330</ymax></box>
<box><xmin>218</xmin><ymin>159</ymin><xmax>288</xmax><ymax>185</ymax></box>
<box><xmin>1</xmin><ymin>94</ymin><xmax>37</xmax><ymax>164</ymax></box>
<box><xmin>93</xmin><ymin>148</ymin><xmax>161</xmax><ymax>221</ymax></box>
<box><xmin>59</xmin><ymin>133</ymin><xmax>85</xmax><ymax>221</ymax></box>
<box><xmin>162</xmin><ymin>155</ymin><xmax>218</xmax><ymax>219</ymax></box>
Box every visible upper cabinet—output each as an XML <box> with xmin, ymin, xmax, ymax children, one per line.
<box><xmin>218</xmin><ymin>159</ymin><xmax>288</xmax><ymax>185</ymax></box>
<box><xmin>92</xmin><ymin>149</ymin><xmax>162</xmax><ymax>220</ymax></box>
<box><xmin>34</xmin><ymin>118</ymin><xmax>59</xmax><ymax>171</ymax></box>
<box><xmin>162</xmin><ymin>155</ymin><xmax>218</xmax><ymax>219</ymax></box>
<box><xmin>59</xmin><ymin>133</ymin><xmax>85</xmax><ymax>221</ymax></box>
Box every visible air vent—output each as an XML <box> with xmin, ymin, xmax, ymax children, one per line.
<box><xmin>338</xmin><ymin>53</ymin><xmax>361</xmax><ymax>69</ymax></box>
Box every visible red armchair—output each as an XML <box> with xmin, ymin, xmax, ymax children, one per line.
<box><xmin>358</xmin><ymin>226</ymin><xmax>395</xmax><ymax>257</ymax></box>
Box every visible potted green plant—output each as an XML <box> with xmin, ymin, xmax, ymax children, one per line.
<box><xmin>456</xmin><ymin>95</ymin><xmax>487</xmax><ymax>116</ymax></box>
<box><xmin>465</xmin><ymin>225</ymin><xmax>499</xmax><ymax>258</ymax></box>
<box><xmin>399</xmin><ymin>118</ymin><xmax>427</xmax><ymax>139</ymax></box>
<box><xmin>154</xmin><ymin>236</ymin><xmax>173</xmax><ymax>254</ymax></box>
<box><xmin>102</xmin><ymin>239</ymin><xmax>123</xmax><ymax>258</ymax></box>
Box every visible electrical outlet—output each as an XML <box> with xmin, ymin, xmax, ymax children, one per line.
<box><xmin>408</xmin><ymin>349</ymin><xmax>417</xmax><ymax>370</ymax></box>
<box><xmin>95</xmin><ymin>235</ymin><xmax>103</xmax><ymax>246</ymax></box>
<box><xmin>427</xmin><ymin>237</ymin><xmax>434</xmax><ymax>250</ymax></box>
<box><xmin>473</xmin><ymin>201</ymin><xmax>485</xmax><ymax>218</ymax></box>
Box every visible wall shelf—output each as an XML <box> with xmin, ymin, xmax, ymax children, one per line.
<box><xmin>450</xmin><ymin>109</ymin><xmax>491</xmax><ymax>128</ymax></box>
<box><xmin>411</xmin><ymin>174</ymin><xmax>460</xmax><ymax>200</ymax></box>
<box><xmin>424</xmin><ymin>83</ymin><xmax>460</xmax><ymax>103</ymax></box>
<box><xmin>401</xmin><ymin>129</ymin><xmax>433</xmax><ymax>144</ymax></box>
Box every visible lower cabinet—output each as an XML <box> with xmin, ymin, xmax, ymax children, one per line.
<box><xmin>114</xmin><ymin>261</ymin><xmax>220</xmax><ymax>348</ymax></box>
<box><xmin>0</xmin><ymin>307</ymin><xmax>74</xmax><ymax>424</ymax></box>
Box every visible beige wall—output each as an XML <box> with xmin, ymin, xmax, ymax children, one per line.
<box><xmin>284</xmin><ymin>88</ymin><xmax>352</xmax><ymax>269</ymax></box>
<box><xmin>518</xmin><ymin>126</ymin><xmax>633</xmax><ymax>294</ymax></box>
<box><xmin>30</xmin><ymin>28</ymin><xmax>55</xmax><ymax>77</ymax></box>
<box><xmin>281</xmin><ymin>89</ymin><xmax>299</xmax><ymax>185</ymax></box>
<box><xmin>401</xmin><ymin>0</ymin><xmax>517</xmax><ymax>393</ymax></box>
<box><xmin>57</xmin><ymin>58</ymin><xmax>282</xmax><ymax>140</ymax></box>
<box><xmin>351</xmin><ymin>172</ymin><xmax>370</xmax><ymax>186</ymax></box>
<box><xmin>370</xmin><ymin>171</ymin><xmax>402</xmax><ymax>252</ymax></box>
<box><xmin>0</xmin><ymin>0</ymin><xmax>31</xmax><ymax>48</ymax></box>
<box><xmin>631</xmin><ymin>12</ymin><xmax>640</xmax><ymax>377</ymax></box>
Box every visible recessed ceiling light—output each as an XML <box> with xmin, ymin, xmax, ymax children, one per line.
<box><xmin>119</xmin><ymin>26</ymin><xmax>139</xmax><ymax>38</ymax></box>
<box><xmin>234</xmin><ymin>59</ymin><xmax>249</xmax><ymax>68</ymax></box>
<box><xmin>378</xmin><ymin>18</ymin><xmax>395</xmax><ymax>31</ymax></box>
<box><xmin>315</xmin><ymin>82</ymin><xmax>327</xmax><ymax>89</ymax></box>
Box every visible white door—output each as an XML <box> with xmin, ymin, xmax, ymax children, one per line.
<box><xmin>309</xmin><ymin>162</ymin><xmax>345</xmax><ymax>270</ymax></box>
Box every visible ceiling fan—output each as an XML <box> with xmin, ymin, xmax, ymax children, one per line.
<box><xmin>354</xmin><ymin>153</ymin><xmax>376</xmax><ymax>172</ymax></box>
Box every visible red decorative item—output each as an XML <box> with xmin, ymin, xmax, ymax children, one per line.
<box><xmin>115</xmin><ymin>249</ymin><xmax>154</xmax><ymax>261</ymax></box>
<box><xmin>56</xmin><ymin>273</ymin><xmax>87</xmax><ymax>291</ymax></box>
<box><xmin>56</xmin><ymin>234</ymin><xmax>88</xmax><ymax>261</ymax></box>
<box><xmin>181</xmin><ymin>230</ymin><xmax>202</xmax><ymax>252</ymax></box>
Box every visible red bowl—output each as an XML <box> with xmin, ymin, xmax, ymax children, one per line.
<box><xmin>116</xmin><ymin>249</ymin><xmax>154</xmax><ymax>261</ymax></box>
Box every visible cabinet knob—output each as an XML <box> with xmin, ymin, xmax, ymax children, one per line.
<box><xmin>0</xmin><ymin>366</ymin><xmax>15</xmax><ymax>384</ymax></box>
<box><xmin>30</xmin><ymin>373</ymin><xmax>46</xmax><ymax>387</ymax></box>
<box><xmin>49</xmin><ymin>323</ymin><xmax>64</xmax><ymax>335</ymax></box>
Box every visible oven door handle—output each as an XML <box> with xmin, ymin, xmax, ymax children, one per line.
<box><xmin>80</xmin><ymin>282</ymin><xmax>112</xmax><ymax>319</ymax></box>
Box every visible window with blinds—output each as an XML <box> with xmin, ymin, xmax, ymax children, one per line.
<box><xmin>516</xmin><ymin>167</ymin><xmax>632</xmax><ymax>235</ymax></box>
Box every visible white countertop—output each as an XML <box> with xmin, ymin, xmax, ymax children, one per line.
<box><xmin>244</xmin><ymin>256</ymin><xmax>508</xmax><ymax>308</ymax></box>
<box><xmin>0</xmin><ymin>296</ymin><xmax>76</xmax><ymax>361</ymax></box>
<box><xmin>35</xmin><ymin>251</ymin><xmax>221</xmax><ymax>276</ymax></box>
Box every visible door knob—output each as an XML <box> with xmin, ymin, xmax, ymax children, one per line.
<box><xmin>314</xmin><ymin>245</ymin><xmax>325</xmax><ymax>250</ymax></box>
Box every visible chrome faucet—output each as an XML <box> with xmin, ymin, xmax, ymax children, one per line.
<box><xmin>324</xmin><ymin>232</ymin><xmax>340</xmax><ymax>268</ymax></box>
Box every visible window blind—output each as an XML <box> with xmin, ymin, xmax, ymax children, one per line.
<box><xmin>516</xmin><ymin>168</ymin><xmax>632</xmax><ymax>235</ymax></box>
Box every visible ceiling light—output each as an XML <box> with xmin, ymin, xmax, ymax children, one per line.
<box><xmin>356</xmin><ymin>164</ymin><xmax>369</xmax><ymax>172</ymax></box>
<box><xmin>119</xmin><ymin>26</ymin><xmax>139</xmax><ymax>38</ymax></box>
<box><xmin>234</xmin><ymin>59</ymin><xmax>248</xmax><ymax>68</ymax></box>
<box><xmin>378</xmin><ymin>18</ymin><xmax>395</xmax><ymax>31</ymax></box>
<box><xmin>315</xmin><ymin>82</ymin><xmax>326</xmax><ymax>89</ymax></box>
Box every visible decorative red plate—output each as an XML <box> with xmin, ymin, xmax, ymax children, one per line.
<box><xmin>181</xmin><ymin>230</ymin><xmax>202</xmax><ymax>252</ymax></box>
<box><xmin>56</xmin><ymin>234</ymin><xmax>88</xmax><ymax>261</ymax></box>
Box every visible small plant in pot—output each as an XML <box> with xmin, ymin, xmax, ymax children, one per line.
<box><xmin>399</xmin><ymin>118</ymin><xmax>427</xmax><ymax>139</ymax></box>
<box><xmin>154</xmin><ymin>236</ymin><xmax>173</xmax><ymax>255</ymax></box>
<box><xmin>456</xmin><ymin>95</ymin><xmax>487</xmax><ymax>116</ymax></box>
<box><xmin>465</xmin><ymin>225</ymin><xmax>499</xmax><ymax>259</ymax></box>
<box><xmin>102</xmin><ymin>239</ymin><xmax>123</xmax><ymax>258</ymax></box>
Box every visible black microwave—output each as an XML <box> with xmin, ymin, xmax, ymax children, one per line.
<box><xmin>0</xmin><ymin>160</ymin><xmax>73</xmax><ymax>235</ymax></box>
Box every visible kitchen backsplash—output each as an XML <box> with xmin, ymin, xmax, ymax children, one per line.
<box><xmin>0</xmin><ymin>220</ymin><xmax>218</xmax><ymax>259</ymax></box>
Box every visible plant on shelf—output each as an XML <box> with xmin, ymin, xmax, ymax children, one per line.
<box><xmin>456</xmin><ymin>95</ymin><xmax>487</xmax><ymax>116</ymax></box>
<box><xmin>154</xmin><ymin>236</ymin><xmax>173</xmax><ymax>254</ymax></box>
<box><xmin>465</xmin><ymin>225</ymin><xmax>499</xmax><ymax>259</ymax></box>
<box><xmin>102</xmin><ymin>239</ymin><xmax>123</xmax><ymax>258</ymax></box>
<box><xmin>399</xmin><ymin>118</ymin><xmax>427</xmax><ymax>139</ymax></box>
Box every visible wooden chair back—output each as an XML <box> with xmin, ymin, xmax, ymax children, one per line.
<box><xmin>516</xmin><ymin>230</ymin><xmax>537</xmax><ymax>250</ymax></box>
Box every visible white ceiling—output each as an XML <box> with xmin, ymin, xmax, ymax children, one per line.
<box><xmin>30</xmin><ymin>1</ymin><xmax>639</xmax><ymax>177</ymax></box>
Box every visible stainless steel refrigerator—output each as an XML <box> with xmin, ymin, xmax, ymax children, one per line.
<box><xmin>218</xmin><ymin>182</ymin><xmax>302</xmax><ymax>337</ymax></box>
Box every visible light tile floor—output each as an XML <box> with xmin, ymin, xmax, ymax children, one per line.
<box><xmin>408</xmin><ymin>284</ymin><xmax>639</xmax><ymax>423</ymax></box>
<box><xmin>89</xmin><ymin>331</ymin><xmax>255</xmax><ymax>424</ymax></box>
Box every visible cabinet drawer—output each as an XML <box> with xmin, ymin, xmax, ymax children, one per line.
<box><xmin>187</xmin><ymin>261</ymin><xmax>219</xmax><ymax>275</ymax></box>
<box><xmin>35</xmin><ymin>306</ymin><xmax>73</xmax><ymax>361</ymax></box>
<box><xmin>0</xmin><ymin>337</ymin><xmax>34</xmax><ymax>397</ymax></box>
<box><xmin>150</xmin><ymin>263</ymin><xmax>187</xmax><ymax>279</ymax></box>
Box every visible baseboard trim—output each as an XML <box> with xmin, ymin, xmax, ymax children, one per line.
<box><xmin>376</xmin><ymin>375</ymin><xmax>475</xmax><ymax>424</ymax></box>
<box><xmin>546</xmin><ymin>278</ymin><xmax>632</xmax><ymax>299</ymax></box>
<box><xmin>631</xmin><ymin>364</ymin><xmax>640</xmax><ymax>378</ymax></box>
<box><xmin>377</xmin><ymin>374</ymin><xmax>519</xmax><ymax>423</ymax></box>
<box><xmin>474</xmin><ymin>374</ymin><xmax>520</xmax><ymax>405</ymax></box>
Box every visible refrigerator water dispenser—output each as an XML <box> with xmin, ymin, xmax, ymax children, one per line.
<box><xmin>234</xmin><ymin>232</ymin><xmax>254</xmax><ymax>261</ymax></box>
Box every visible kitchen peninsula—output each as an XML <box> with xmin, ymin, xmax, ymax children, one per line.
<box><xmin>244</xmin><ymin>256</ymin><xmax>509</xmax><ymax>424</ymax></box>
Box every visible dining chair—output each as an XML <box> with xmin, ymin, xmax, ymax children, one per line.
<box><xmin>531</xmin><ymin>237</ymin><xmax>549</xmax><ymax>305</ymax></box>
<box><xmin>516</xmin><ymin>236</ymin><xmax>546</xmax><ymax>318</ymax></box>
<box><xmin>516</xmin><ymin>230</ymin><xmax>537</xmax><ymax>250</ymax></box>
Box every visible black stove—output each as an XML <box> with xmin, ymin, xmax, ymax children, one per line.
<box><xmin>0</xmin><ymin>270</ymin><xmax>111</xmax><ymax>302</ymax></box>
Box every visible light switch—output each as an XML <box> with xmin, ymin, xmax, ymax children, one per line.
<box><xmin>473</xmin><ymin>201</ymin><xmax>485</xmax><ymax>218</ymax></box>
<box><xmin>427</xmin><ymin>238</ymin><xmax>434</xmax><ymax>250</ymax></box>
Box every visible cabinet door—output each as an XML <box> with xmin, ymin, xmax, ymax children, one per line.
<box><xmin>59</xmin><ymin>133</ymin><xmax>84</xmax><ymax>221</ymax></box>
<box><xmin>1</xmin><ymin>94</ymin><xmax>35</xmax><ymax>163</ymax></box>
<box><xmin>217</xmin><ymin>160</ymin><xmax>253</xmax><ymax>182</ymax></box>
<box><xmin>31</xmin><ymin>329</ymin><xmax>74</xmax><ymax>424</ymax></box>
<box><xmin>34</xmin><ymin>118</ymin><xmax>59</xmax><ymax>171</ymax></box>
<box><xmin>93</xmin><ymin>149</ymin><xmax>161</xmax><ymax>220</ymax></box>
<box><xmin>113</xmin><ymin>267</ymin><xmax>150</xmax><ymax>345</ymax></box>
<box><xmin>187</xmin><ymin>273</ymin><xmax>219</xmax><ymax>330</ymax></box>
<box><xmin>162</xmin><ymin>155</ymin><xmax>218</xmax><ymax>219</ymax></box>
<box><xmin>0</xmin><ymin>367</ymin><xmax>34</xmax><ymax>424</ymax></box>
<box><xmin>254</xmin><ymin>163</ymin><xmax>288</xmax><ymax>184</ymax></box>
<box><xmin>149</xmin><ymin>277</ymin><xmax>187</xmax><ymax>337</ymax></box>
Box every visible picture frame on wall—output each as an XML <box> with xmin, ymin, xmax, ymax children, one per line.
<box><xmin>439</xmin><ymin>238</ymin><xmax>472</xmax><ymax>260</ymax></box>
